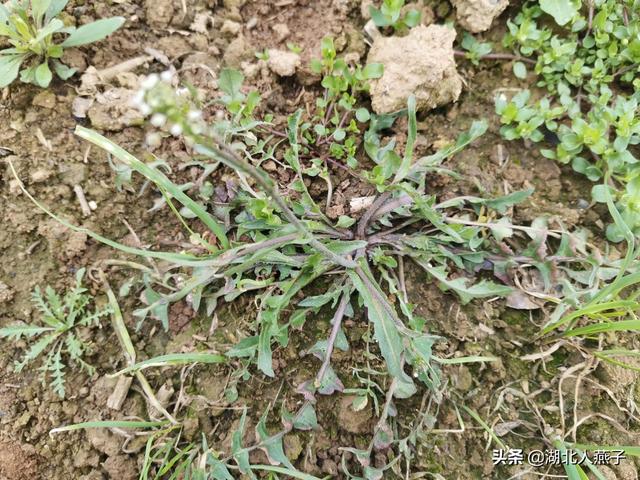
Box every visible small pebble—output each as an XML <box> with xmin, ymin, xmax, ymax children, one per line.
<box><xmin>245</xmin><ymin>17</ymin><xmax>258</xmax><ymax>29</ymax></box>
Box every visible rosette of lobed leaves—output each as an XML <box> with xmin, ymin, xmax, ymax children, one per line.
<box><xmin>75</xmin><ymin>59</ymin><xmax>539</xmax><ymax>412</ymax></box>
<box><xmin>0</xmin><ymin>268</ymin><xmax>113</xmax><ymax>398</ymax></box>
<box><xmin>0</xmin><ymin>0</ymin><xmax>124</xmax><ymax>88</ymax></box>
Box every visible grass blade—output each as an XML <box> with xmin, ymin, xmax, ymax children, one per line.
<box><xmin>563</xmin><ymin>319</ymin><xmax>640</xmax><ymax>337</ymax></box>
<box><xmin>461</xmin><ymin>405</ymin><xmax>507</xmax><ymax>450</ymax></box>
<box><xmin>393</xmin><ymin>95</ymin><xmax>416</xmax><ymax>183</ymax></box>
<box><xmin>51</xmin><ymin>420</ymin><xmax>167</xmax><ymax>434</ymax></box>
<box><xmin>111</xmin><ymin>353</ymin><xmax>226</xmax><ymax>376</ymax></box>
<box><xmin>543</xmin><ymin>299</ymin><xmax>639</xmax><ymax>334</ymax></box>
<box><xmin>75</xmin><ymin>126</ymin><xmax>229</xmax><ymax>249</ymax></box>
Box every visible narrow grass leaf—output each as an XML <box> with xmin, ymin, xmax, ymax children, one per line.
<box><xmin>51</xmin><ymin>420</ymin><xmax>166</xmax><ymax>434</ymax></box>
<box><xmin>462</xmin><ymin>406</ymin><xmax>507</xmax><ymax>450</ymax></box>
<box><xmin>543</xmin><ymin>299</ymin><xmax>639</xmax><ymax>334</ymax></box>
<box><xmin>563</xmin><ymin>320</ymin><xmax>640</xmax><ymax>337</ymax></box>
<box><xmin>571</xmin><ymin>444</ymin><xmax>640</xmax><ymax>457</ymax></box>
<box><xmin>594</xmin><ymin>349</ymin><xmax>640</xmax><ymax>372</ymax></box>
<box><xmin>112</xmin><ymin>353</ymin><xmax>225</xmax><ymax>376</ymax></box>
<box><xmin>393</xmin><ymin>95</ymin><xmax>416</xmax><ymax>183</ymax></box>
<box><xmin>75</xmin><ymin>126</ymin><xmax>229</xmax><ymax>248</ymax></box>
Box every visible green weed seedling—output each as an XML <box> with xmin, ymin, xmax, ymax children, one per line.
<box><xmin>369</xmin><ymin>0</ymin><xmax>421</xmax><ymax>32</ymax></box>
<box><xmin>69</xmin><ymin>83</ymin><xmax>520</xmax><ymax>475</ymax></box>
<box><xmin>15</xmin><ymin>41</ymin><xmax>598</xmax><ymax>477</ymax></box>
<box><xmin>494</xmin><ymin>0</ymin><xmax>640</xmax><ymax>241</ymax></box>
<box><xmin>0</xmin><ymin>268</ymin><xmax>112</xmax><ymax>398</ymax></box>
<box><xmin>0</xmin><ymin>0</ymin><xmax>124</xmax><ymax>88</ymax></box>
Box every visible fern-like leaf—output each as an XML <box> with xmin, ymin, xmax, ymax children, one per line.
<box><xmin>0</xmin><ymin>325</ymin><xmax>53</xmax><ymax>340</ymax></box>
<box><xmin>31</xmin><ymin>286</ymin><xmax>61</xmax><ymax>327</ymax></box>
<box><xmin>65</xmin><ymin>332</ymin><xmax>85</xmax><ymax>360</ymax></box>
<box><xmin>65</xmin><ymin>291</ymin><xmax>89</xmax><ymax>327</ymax></box>
<box><xmin>14</xmin><ymin>333</ymin><xmax>58</xmax><ymax>372</ymax></box>
<box><xmin>45</xmin><ymin>285</ymin><xmax>64</xmax><ymax>319</ymax></box>
<box><xmin>5</xmin><ymin>267</ymin><xmax>109</xmax><ymax>397</ymax></box>
<box><xmin>49</xmin><ymin>345</ymin><xmax>66</xmax><ymax>398</ymax></box>
<box><xmin>79</xmin><ymin>305</ymin><xmax>113</xmax><ymax>327</ymax></box>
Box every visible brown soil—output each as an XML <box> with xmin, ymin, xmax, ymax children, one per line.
<box><xmin>1</xmin><ymin>1</ymin><xmax>639</xmax><ymax>479</ymax></box>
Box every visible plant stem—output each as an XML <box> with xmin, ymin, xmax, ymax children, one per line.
<box><xmin>454</xmin><ymin>50</ymin><xmax>537</xmax><ymax>65</ymax></box>
<box><xmin>195</xmin><ymin>136</ymin><xmax>357</xmax><ymax>269</ymax></box>
<box><xmin>357</xmin><ymin>191</ymin><xmax>392</xmax><ymax>239</ymax></box>
<box><xmin>315</xmin><ymin>290</ymin><xmax>351</xmax><ymax>388</ymax></box>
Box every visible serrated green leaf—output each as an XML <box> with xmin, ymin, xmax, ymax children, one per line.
<box><xmin>349</xmin><ymin>262</ymin><xmax>415</xmax><ymax>397</ymax></box>
<box><xmin>419</xmin><ymin>263</ymin><xmax>512</xmax><ymax>304</ymax></box>
<box><xmin>292</xmin><ymin>402</ymin><xmax>318</xmax><ymax>430</ymax></box>
<box><xmin>256</xmin><ymin>411</ymin><xmax>296</xmax><ymax>469</ymax></box>
<box><xmin>469</xmin><ymin>188</ymin><xmax>534</xmax><ymax>214</ymax></box>
<box><xmin>0</xmin><ymin>325</ymin><xmax>54</xmax><ymax>339</ymax></box>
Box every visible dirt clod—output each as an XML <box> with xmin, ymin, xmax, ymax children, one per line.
<box><xmin>367</xmin><ymin>25</ymin><xmax>462</xmax><ymax>113</ymax></box>
<box><xmin>451</xmin><ymin>0</ymin><xmax>509</xmax><ymax>33</ymax></box>
<box><xmin>0</xmin><ymin>442</ymin><xmax>39</xmax><ymax>480</ymax></box>
<box><xmin>102</xmin><ymin>455</ymin><xmax>137</xmax><ymax>480</ymax></box>
<box><xmin>337</xmin><ymin>395</ymin><xmax>372</xmax><ymax>434</ymax></box>
<box><xmin>146</xmin><ymin>0</ymin><xmax>175</xmax><ymax>28</ymax></box>
<box><xmin>87</xmin><ymin>428</ymin><xmax>121</xmax><ymax>457</ymax></box>
<box><xmin>32</xmin><ymin>91</ymin><xmax>57</xmax><ymax>109</ymax></box>
<box><xmin>0</xmin><ymin>281</ymin><xmax>15</xmax><ymax>304</ymax></box>
<box><xmin>284</xmin><ymin>433</ymin><xmax>304</xmax><ymax>461</ymax></box>
<box><xmin>272</xmin><ymin>23</ymin><xmax>290</xmax><ymax>43</ymax></box>
<box><xmin>267</xmin><ymin>49</ymin><xmax>301</xmax><ymax>77</ymax></box>
<box><xmin>88</xmin><ymin>88</ymin><xmax>145</xmax><ymax>131</ymax></box>
<box><xmin>224</xmin><ymin>35</ymin><xmax>253</xmax><ymax>68</ymax></box>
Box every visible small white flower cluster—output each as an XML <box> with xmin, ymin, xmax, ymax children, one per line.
<box><xmin>130</xmin><ymin>71</ymin><xmax>206</xmax><ymax>146</ymax></box>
